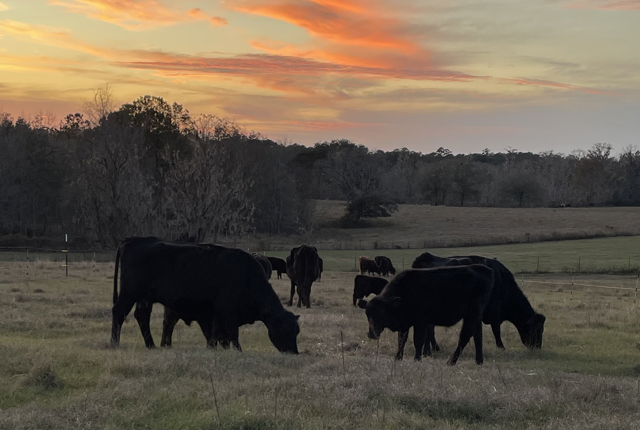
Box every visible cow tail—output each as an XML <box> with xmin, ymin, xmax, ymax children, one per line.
<box><xmin>113</xmin><ymin>242</ymin><xmax>122</xmax><ymax>306</ymax></box>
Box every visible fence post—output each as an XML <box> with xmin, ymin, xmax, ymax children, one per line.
<box><xmin>570</xmin><ymin>273</ymin><xmax>574</xmax><ymax>301</ymax></box>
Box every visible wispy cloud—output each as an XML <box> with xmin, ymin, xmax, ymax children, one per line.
<box><xmin>234</xmin><ymin>0</ymin><xmax>432</xmax><ymax>70</ymax></box>
<box><xmin>497</xmin><ymin>77</ymin><xmax>615</xmax><ymax>95</ymax></box>
<box><xmin>562</xmin><ymin>0</ymin><xmax>640</xmax><ymax>10</ymax></box>
<box><xmin>48</xmin><ymin>0</ymin><xmax>227</xmax><ymax>30</ymax></box>
<box><xmin>0</xmin><ymin>2</ymin><xmax>9</xmax><ymax>12</ymax></box>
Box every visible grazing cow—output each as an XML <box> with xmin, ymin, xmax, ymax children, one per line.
<box><xmin>252</xmin><ymin>253</ymin><xmax>273</xmax><ymax>279</ymax></box>
<box><xmin>412</xmin><ymin>252</ymin><xmax>546</xmax><ymax>350</ymax></box>
<box><xmin>358</xmin><ymin>265</ymin><xmax>494</xmax><ymax>365</ymax></box>
<box><xmin>359</xmin><ymin>256</ymin><xmax>381</xmax><ymax>276</ymax></box>
<box><xmin>374</xmin><ymin>256</ymin><xmax>396</xmax><ymax>277</ymax></box>
<box><xmin>286</xmin><ymin>245</ymin><xmax>321</xmax><ymax>308</ymax></box>
<box><xmin>267</xmin><ymin>256</ymin><xmax>287</xmax><ymax>279</ymax></box>
<box><xmin>160</xmin><ymin>252</ymin><xmax>275</xmax><ymax>348</ymax></box>
<box><xmin>352</xmin><ymin>275</ymin><xmax>388</xmax><ymax>306</ymax></box>
<box><xmin>111</xmin><ymin>237</ymin><xmax>300</xmax><ymax>353</ymax></box>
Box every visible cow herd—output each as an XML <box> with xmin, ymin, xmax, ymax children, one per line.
<box><xmin>110</xmin><ymin>236</ymin><xmax>546</xmax><ymax>366</ymax></box>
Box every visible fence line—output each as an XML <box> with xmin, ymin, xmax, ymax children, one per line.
<box><xmin>520</xmin><ymin>275</ymin><xmax>640</xmax><ymax>291</ymax></box>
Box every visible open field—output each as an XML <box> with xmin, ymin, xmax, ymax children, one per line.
<box><xmin>257</xmin><ymin>202</ymin><xmax>640</xmax><ymax>250</ymax></box>
<box><xmin>2</xmin><ymin>260</ymin><xmax>640</xmax><ymax>429</ymax></box>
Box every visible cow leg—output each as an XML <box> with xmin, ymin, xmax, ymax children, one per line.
<box><xmin>304</xmin><ymin>287</ymin><xmax>312</xmax><ymax>309</ymax></box>
<box><xmin>217</xmin><ymin>308</ymin><xmax>242</xmax><ymax>352</ymax></box>
<box><xmin>213</xmin><ymin>315</ymin><xmax>231</xmax><ymax>349</ymax></box>
<box><xmin>296</xmin><ymin>285</ymin><xmax>304</xmax><ymax>308</ymax></box>
<box><xmin>396</xmin><ymin>330</ymin><xmax>409</xmax><ymax>360</ymax></box>
<box><xmin>111</xmin><ymin>294</ymin><xmax>137</xmax><ymax>348</ymax></box>
<box><xmin>447</xmin><ymin>318</ymin><xmax>478</xmax><ymax>366</ymax></box>
<box><xmin>161</xmin><ymin>306</ymin><xmax>180</xmax><ymax>347</ymax></box>
<box><xmin>195</xmin><ymin>318</ymin><xmax>217</xmax><ymax>348</ymax></box>
<box><xmin>422</xmin><ymin>324</ymin><xmax>436</xmax><ymax>357</ymax></box>
<box><xmin>134</xmin><ymin>300</ymin><xmax>156</xmax><ymax>349</ymax></box>
<box><xmin>288</xmin><ymin>281</ymin><xmax>296</xmax><ymax>306</ymax></box>
<box><xmin>428</xmin><ymin>325</ymin><xmax>441</xmax><ymax>352</ymax></box>
<box><xmin>472</xmin><ymin>323</ymin><xmax>484</xmax><ymax>365</ymax></box>
<box><xmin>491</xmin><ymin>323</ymin><xmax>505</xmax><ymax>349</ymax></box>
<box><xmin>413</xmin><ymin>323</ymin><xmax>427</xmax><ymax>361</ymax></box>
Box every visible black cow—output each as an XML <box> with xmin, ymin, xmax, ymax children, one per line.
<box><xmin>412</xmin><ymin>252</ymin><xmax>546</xmax><ymax>350</ymax></box>
<box><xmin>267</xmin><ymin>256</ymin><xmax>287</xmax><ymax>279</ymax></box>
<box><xmin>252</xmin><ymin>253</ymin><xmax>273</xmax><ymax>279</ymax></box>
<box><xmin>374</xmin><ymin>256</ymin><xmax>396</xmax><ymax>277</ymax></box>
<box><xmin>160</xmin><ymin>252</ymin><xmax>275</xmax><ymax>348</ymax></box>
<box><xmin>358</xmin><ymin>265</ymin><xmax>494</xmax><ymax>365</ymax></box>
<box><xmin>352</xmin><ymin>275</ymin><xmax>388</xmax><ymax>306</ymax></box>
<box><xmin>111</xmin><ymin>237</ymin><xmax>300</xmax><ymax>353</ymax></box>
<box><xmin>359</xmin><ymin>256</ymin><xmax>381</xmax><ymax>276</ymax></box>
<box><xmin>318</xmin><ymin>257</ymin><xmax>324</xmax><ymax>281</ymax></box>
<box><xmin>286</xmin><ymin>245</ymin><xmax>321</xmax><ymax>308</ymax></box>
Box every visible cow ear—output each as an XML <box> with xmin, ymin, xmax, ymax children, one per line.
<box><xmin>390</xmin><ymin>297</ymin><xmax>402</xmax><ymax>309</ymax></box>
<box><xmin>534</xmin><ymin>313</ymin><xmax>546</xmax><ymax>324</ymax></box>
<box><xmin>357</xmin><ymin>299</ymin><xmax>368</xmax><ymax>309</ymax></box>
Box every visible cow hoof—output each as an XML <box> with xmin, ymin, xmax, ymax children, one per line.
<box><xmin>476</xmin><ymin>361</ymin><xmax>483</xmax><ymax>365</ymax></box>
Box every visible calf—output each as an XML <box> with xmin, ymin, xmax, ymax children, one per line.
<box><xmin>374</xmin><ymin>256</ymin><xmax>396</xmax><ymax>277</ymax></box>
<box><xmin>359</xmin><ymin>256</ymin><xmax>381</xmax><ymax>276</ymax></box>
<box><xmin>352</xmin><ymin>275</ymin><xmax>388</xmax><ymax>306</ymax></box>
<box><xmin>267</xmin><ymin>257</ymin><xmax>287</xmax><ymax>279</ymax></box>
<box><xmin>358</xmin><ymin>265</ymin><xmax>494</xmax><ymax>365</ymax></box>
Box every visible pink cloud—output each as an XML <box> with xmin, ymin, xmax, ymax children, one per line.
<box><xmin>48</xmin><ymin>0</ymin><xmax>228</xmax><ymax>30</ymax></box>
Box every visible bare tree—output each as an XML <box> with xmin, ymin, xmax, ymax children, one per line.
<box><xmin>83</xmin><ymin>83</ymin><xmax>116</xmax><ymax>126</ymax></box>
<box><xmin>159</xmin><ymin>136</ymin><xmax>255</xmax><ymax>243</ymax></box>
<box><xmin>72</xmin><ymin>120</ymin><xmax>156</xmax><ymax>245</ymax></box>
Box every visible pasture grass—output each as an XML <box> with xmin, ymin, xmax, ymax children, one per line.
<box><xmin>251</xmin><ymin>202</ymin><xmax>640</xmax><ymax>250</ymax></box>
<box><xmin>2</xmin><ymin>264</ymin><xmax>640</xmax><ymax>429</ymax></box>
<box><xmin>262</xmin><ymin>235</ymin><xmax>640</xmax><ymax>274</ymax></box>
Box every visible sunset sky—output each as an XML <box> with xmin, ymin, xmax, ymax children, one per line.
<box><xmin>0</xmin><ymin>0</ymin><xmax>638</xmax><ymax>154</ymax></box>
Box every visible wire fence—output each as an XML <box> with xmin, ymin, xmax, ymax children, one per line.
<box><xmin>1</xmin><ymin>246</ymin><xmax>638</xmax><ymax>278</ymax></box>
<box><xmin>518</xmin><ymin>274</ymin><xmax>640</xmax><ymax>306</ymax></box>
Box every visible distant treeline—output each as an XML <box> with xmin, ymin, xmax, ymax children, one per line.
<box><xmin>1</xmin><ymin>95</ymin><xmax>638</xmax><ymax>248</ymax></box>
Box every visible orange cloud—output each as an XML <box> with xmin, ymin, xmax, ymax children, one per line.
<box><xmin>233</xmin><ymin>0</ymin><xmax>431</xmax><ymax>70</ymax></box>
<box><xmin>48</xmin><ymin>0</ymin><xmax>228</xmax><ymax>30</ymax></box>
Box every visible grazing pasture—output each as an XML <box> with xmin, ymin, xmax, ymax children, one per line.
<box><xmin>1</xmin><ymin>256</ymin><xmax>640</xmax><ymax>429</ymax></box>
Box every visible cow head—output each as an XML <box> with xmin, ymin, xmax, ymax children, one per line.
<box><xmin>263</xmin><ymin>310</ymin><xmax>300</xmax><ymax>354</ymax></box>
<box><xmin>517</xmin><ymin>313</ymin><xmax>546</xmax><ymax>349</ymax></box>
<box><xmin>358</xmin><ymin>296</ymin><xmax>401</xmax><ymax>340</ymax></box>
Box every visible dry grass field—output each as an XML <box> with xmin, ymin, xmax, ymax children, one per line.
<box><xmin>2</xmin><ymin>256</ymin><xmax>640</xmax><ymax>429</ymax></box>
<box><xmin>247</xmin><ymin>202</ymin><xmax>640</xmax><ymax>251</ymax></box>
